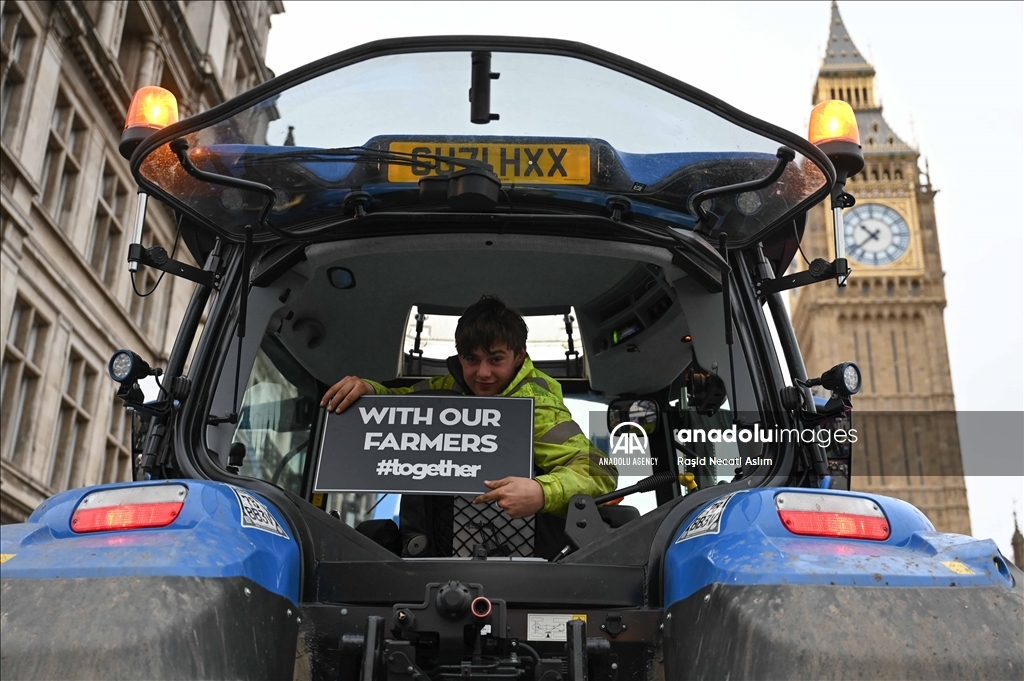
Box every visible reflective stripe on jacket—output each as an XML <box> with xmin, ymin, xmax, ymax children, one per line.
<box><xmin>364</xmin><ymin>356</ymin><xmax>617</xmax><ymax>516</ymax></box>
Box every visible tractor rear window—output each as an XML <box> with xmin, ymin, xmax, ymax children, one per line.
<box><xmin>402</xmin><ymin>305</ymin><xmax>584</xmax><ymax>376</ymax></box>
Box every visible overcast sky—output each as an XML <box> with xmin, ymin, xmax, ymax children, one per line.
<box><xmin>264</xmin><ymin>1</ymin><xmax>1024</xmax><ymax>557</ymax></box>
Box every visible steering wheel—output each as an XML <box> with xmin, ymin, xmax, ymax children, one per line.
<box><xmin>270</xmin><ymin>439</ymin><xmax>310</xmax><ymax>486</ymax></box>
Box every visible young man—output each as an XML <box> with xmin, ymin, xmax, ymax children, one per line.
<box><xmin>321</xmin><ymin>296</ymin><xmax>617</xmax><ymax>557</ymax></box>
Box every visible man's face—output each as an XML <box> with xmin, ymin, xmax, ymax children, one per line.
<box><xmin>460</xmin><ymin>344</ymin><xmax>526</xmax><ymax>396</ymax></box>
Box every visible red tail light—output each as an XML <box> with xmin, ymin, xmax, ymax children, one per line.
<box><xmin>71</xmin><ymin>485</ymin><xmax>187</xmax><ymax>533</ymax></box>
<box><xmin>775</xmin><ymin>492</ymin><xmax>889</xmax><ymax>541</ymax></box>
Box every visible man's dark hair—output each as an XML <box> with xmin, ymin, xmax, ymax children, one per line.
<box><xmin>455</xmin><ymin>296</ymin><xmax>528</xmax><ymax>356</ymax></box>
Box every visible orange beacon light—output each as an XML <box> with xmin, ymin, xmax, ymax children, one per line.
<box><xmin>808</xmin><ymin>100</ymin><xmax>860</xmax><ymax>146</ymax></box>
<box><xmin>807</xmin><ymin>99</ymin><xmax>864</xmax><ymax>180</ymax></box>
<box><xmin>119</xmin><ymin>86</ymin><xmax>179</xmax><ymax>160</ymax></box>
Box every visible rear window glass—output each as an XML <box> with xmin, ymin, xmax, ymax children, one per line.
<box><xmin>402</xmin><ymin>306</ymin><xmax>582</xmax><ymax>363</ymax></box>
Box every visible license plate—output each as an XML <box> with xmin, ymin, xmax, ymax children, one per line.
<box><xmin>386</xmin><ymin>141</ymin><xmax>591</xmax><ymax>185</ymax></box>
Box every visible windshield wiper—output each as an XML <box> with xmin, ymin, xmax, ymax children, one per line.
<box><xmin>239</xmin><ymin>145</ymin><xmax>496</xmax><ymax>174</ymax></box>
<box><xmin>688</xmin><ymin>146</ymin><xmax>795</xmax><ymax>231</ymax></box>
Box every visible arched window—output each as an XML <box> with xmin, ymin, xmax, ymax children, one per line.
<box><xmin>894</xmin><ymin>169</ymin><xmax>903</xmax><ymax>180</ymax></box>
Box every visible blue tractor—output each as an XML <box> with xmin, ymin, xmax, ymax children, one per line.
<box><xmin>2</xmin><ymin>37</ymin><xmax>1020</xmax><ymax>680</ymax></box>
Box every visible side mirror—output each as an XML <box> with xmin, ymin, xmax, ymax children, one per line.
<box><xmin>607</xmin><ymin>398</ymin><xmax>658</xmax><ymax>434</ymax></box>
<box><xmin>685</xmin><ymin>368</ymin><xmax>728</xmax><ymax>416</ymax></box>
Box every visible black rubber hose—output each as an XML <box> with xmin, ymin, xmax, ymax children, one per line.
<box><xmin>515</xmin><ymin>641</ymin><xmax>541</xmax><ymax>666</ymax></box>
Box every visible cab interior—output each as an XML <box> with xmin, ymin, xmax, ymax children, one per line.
<box><xmin>204</xmin><ymin>232</ymin><xmax>764</xmax><ymax>560</ymax></box>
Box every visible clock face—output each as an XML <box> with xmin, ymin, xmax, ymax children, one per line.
<box><xmin>843</xmin><ymin>204</ymin><xmax>911</xmax><ymax>266</ymax></box>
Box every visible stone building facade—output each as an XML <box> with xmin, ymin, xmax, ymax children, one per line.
<box><xmin>790</xmin><ymin>3</ymin><xmax>970</xmax><ymax>534</ymax></box>
<box><xmin>0</xmin><ymin>0</ymin><xmax>283</xmax><ymax>523</ymax></box>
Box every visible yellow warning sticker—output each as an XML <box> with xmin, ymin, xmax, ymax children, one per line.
<box><xmin>941</xmin><ymin>560</ymin><xmax>975</xmax><ymax>575</ymax></box>
<box><xmin>0</xmin><ymin>553</ymin><xmax>14</xmax><ymax>565</ymax></box>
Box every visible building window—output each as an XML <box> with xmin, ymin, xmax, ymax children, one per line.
<box><xmin>88</xmin><ymin>158</ymin><xmax>130</xmax><ymax>286</ymax></box>
<box><xmin>48</xmin><ymin>348</ymin><xmax>98</xmax><ymax>491</ymax></box>
<box><xmin>103</xmin><ymin>395</ymin><xmax>132</xmax><ymax>484</ymax></box>
<box><xmin>0</xmin><ymin>4</ymin><xmax>37</xmax><ymax>144</ymax></box>
<box><xmin>40</xmin><ymin>90</ymin><xmax>87</xmax><ymax>229</ymax></box>
<box><xmin>1</xmin><ymin>296</ymin><xmax>49</xmax><ymax>466</ymax></box>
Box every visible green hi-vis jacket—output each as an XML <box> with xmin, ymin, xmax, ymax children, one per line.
<box><xmin>364</xmin><ymin>356</ymin><xmax>618</xmax><ymax>516</ymax></box>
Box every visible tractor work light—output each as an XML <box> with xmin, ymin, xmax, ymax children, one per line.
<box><xmin>119</xmin><ymin>86</ymin><xmax>179</xmax><ymax>159</ymax></box>
<box><xmin>108</xmin><ymin>349</ymin><xmax>152</xmax><ymax>385</ymax></box>
<box><xmin>71</xmin><ymin>485</ymin><xmax>187</xmax><ymax>533</ymax></box>
<box><xmin>821</xmin><ymin>361</ymin><xmax>862</xmax><ymax>397</ymax></box>
<box><xmin>775</xmin><ymin>492</ymin><xmax>889</xmax><ymax>541</ymax></box>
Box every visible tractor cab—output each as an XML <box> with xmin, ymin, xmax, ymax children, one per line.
<box><xmin>117</xmin><ymin>38</ymin><xmax>850</xmax><ymax>678</ymax></box>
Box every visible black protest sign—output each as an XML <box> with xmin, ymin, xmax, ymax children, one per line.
<box><xmin>313</xmin><ymin>395</ymin><xmax>535</xmax><ymax>494</ymax></box>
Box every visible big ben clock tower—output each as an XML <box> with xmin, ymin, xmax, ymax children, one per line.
<box><xmin>791</xmin><ymin>2</ymin><xmax>970</xmax><ymax>534</ymax></box>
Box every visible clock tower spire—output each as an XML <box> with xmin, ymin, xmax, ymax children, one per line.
<box><xmin>815</xmin><ymin>1</ymin><xmax>876</xmax><ymax>109</ymax></box>
<box><xmin>791</xmin><ymin>2</ymin><xmax>970</xmax><ymax>534</ymax></box>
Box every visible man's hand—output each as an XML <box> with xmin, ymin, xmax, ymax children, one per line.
<box><xmin>321</xmin><ymin>376</ymin><xmax>375</xmax><ymax>413</ymax></box>
<box><xmin>473</xmin><ymin>477</ymin><xmax>544</xmax><ymax>519</ymax></box>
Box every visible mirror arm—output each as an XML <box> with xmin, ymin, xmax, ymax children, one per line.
<box><xmin>755</xmin><ymin>256</ymin><xmax>849</xmax><ymax>297</ymax></box>
<box><xmin>127</xmin><ymin>242</ymin><xmax>220</xmax><ymax>288</ymax></box>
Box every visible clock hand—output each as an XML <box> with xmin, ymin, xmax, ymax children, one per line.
<box><xmin>855</xmin><ymin>228</ymin><xmax>881</xmax><ymax>249</ymax></box>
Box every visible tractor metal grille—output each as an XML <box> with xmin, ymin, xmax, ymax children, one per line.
<box><xmin>447</xmin><ymin>495</ymin><xmax>536</xmax><ymax>557</ymax></box>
